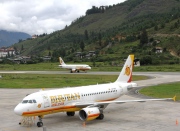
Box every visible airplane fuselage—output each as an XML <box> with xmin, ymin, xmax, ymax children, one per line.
<box><xmin>14</xmin><ymin>82</ymin><xmax>128</xmax><ymax>117</ymax></box>
<box><xmin>60</xmin><ymin>64</ymin><xmax>91</xmax><ymax>71</ymax></box>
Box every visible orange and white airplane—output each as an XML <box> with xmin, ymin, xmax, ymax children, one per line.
<box><xmin>14</xmin><ymin>55</ymin><xmax>175</xmax><ymax>127</ymax></box>
<box><xmin>59</xmin><ymin>57</ymin><xmax>91</xmax><ymax>73</ymax></box>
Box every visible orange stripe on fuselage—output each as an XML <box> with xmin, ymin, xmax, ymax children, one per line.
<box><xmin>22</xmin><ymin>106</ymin><xmax>81</xmax><ymax>116</ymax></box>
<box><xmin>22</xmin><ymin>97</ymin><xmax>119</xmax><ymax>116</ymax></box>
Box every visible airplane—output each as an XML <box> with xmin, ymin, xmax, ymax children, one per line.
<box><xmin>14</xmin><ymin>55</ymin><xmax>175</xmax><ymax>127</ymax></box>
<box><xmin>58</xmin><ymin>57</ymin><xmax>91</xmax><ymax>73</ymax></box>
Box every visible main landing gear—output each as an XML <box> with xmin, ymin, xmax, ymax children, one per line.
<box><xmin>70</xmin><ymin>70</ymin><xmax>80</xmax><ymax>73</ymax></box>
<box><xmin>96</xmin><ymin>113</ymin><xmax>104</xmax><ymax>120</ymax></box>
<box><xmin>66</xmin><ymin>111</ymin><xmax>75</xmax><ymax>116</ymax></box>
<box><xmin>96</xmin><ymin>110</ymin><xmax>104</xmax><ymax>120</ymax></box>
<box><xmin>37</xmin><ymin>116</ymin><xmax>43</xmax><ymax>127</ymax></box>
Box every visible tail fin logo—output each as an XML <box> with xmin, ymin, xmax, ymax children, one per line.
<box><xmin>115</xmin><ymin>55</ymin><xmax>134</xmax><ymax>83</ymax></box>
<box><xmin>124</xmin><ymin>65</ymin><xmax>131</xmax><ymax>76</ymax></box>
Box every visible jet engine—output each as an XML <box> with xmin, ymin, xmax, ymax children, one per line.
<box><xmin>71</xmin><ymin>69</ymin><xmax>76</xmax><ymax>73</ymax></box>
<box><xmin>79</xmin><ymin>107</ymin><xmax>100</xmax><ymax>121</ymax></box>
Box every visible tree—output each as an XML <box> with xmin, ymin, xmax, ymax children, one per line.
<box><xmin>98</xmin><ymin>32</ymin><xmax>102</xmax><ymax>46</ymax></box>
<box><xmin>140</xmin><ymin>56</ymin><xmax>152</xmax><ymax>65</ymax></box>
<box><xmin>161</xmin><ymin>23</ymin><xmax>165</xmax><ymax>29</ymax></box>
<box><xmin>84</xmin><ymin>30</ymin><xmax>89</xmax><ymax>40</ymax></box>
<box><xmin>80</xmin><ymin>41</ymin><xmax>85</xmax><ymax>52</ymax></box>
<box><xmin>154</xmin><ymin>25</ymin><xmax>158</xmax><ymax>31</ymax></box>
<box><xmin>48</xmin><ymin>51</ymin><xmax>51</xmax><ymax>56</ymax></box>
<box><xmin>21</xmin><ymin>44</ymin><xmax>24</xmax><ymax>50</ymax></box>
<box><xmin>47</xmin><ymin>46</ymin><xmax>51</xmax><ymax>50</ymax></box>
<box><xmin>91</xmin><ymin>56</ymin><xmax>96</xmax><ymax>67</ymax></box>
<box><xmin>71</xmin><ymin>48</ymin><xmax>75</xmax><ymax>53</ymax></box>
<box><xmin>140</xmin><ymin>29</ymin><xmax>148</xmax><ymax>46</ymax></box>
<box><xmin>174</xmin><ymin>22</ymin><xmax>178</xmax><ymax>28</ymax></box>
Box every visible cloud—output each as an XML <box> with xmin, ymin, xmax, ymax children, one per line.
<box><xmin>0</xmin><ymin>0</ymin><xmax>125</xmax><ymax>35</ymax></box>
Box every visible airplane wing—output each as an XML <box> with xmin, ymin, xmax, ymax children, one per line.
<box><xmin>74</xmin><ymin>96</ymin><xmax>176</xmax><ymax>107</ymax></box>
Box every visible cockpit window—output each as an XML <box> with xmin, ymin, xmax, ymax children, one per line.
<box><xmin>22</xmin><ymin>99</ymin><xmax>37</xmax><ymax>104</ymax></box>
<box><xmin>22</xmin><ymin>100</ymin><xmax>28</xmax><ymax>104</ymax></box>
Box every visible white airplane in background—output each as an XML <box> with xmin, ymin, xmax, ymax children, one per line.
<box><xmin>58</xmin><ymin>57</ymin><xmax>91</xmax><ymax>73</ymax></box>
<box><xmin>14</xmin><ymin>55</ymin><xmax>175</xmax><ymax>127</ymax></box>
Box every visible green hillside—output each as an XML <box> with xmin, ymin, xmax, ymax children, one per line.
<box><xmin>12</xmin><ymin>0</ymin><xmax>180</xmax><ymax>65</ymax></box>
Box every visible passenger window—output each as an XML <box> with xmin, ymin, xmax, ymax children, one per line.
<box><xmin>33</xmin><ymin>100</ymin><xmax>37</xmax><ymax>103</ymax></box>
<box><xmin>22</xmin><ymin>100</ymin><xmax>28</xmax><ymax>104</ymax></box>
<box><xmin>29</xmin><ymin>100</ymin><xmax>33</xmax><ymax>103</ymax></box>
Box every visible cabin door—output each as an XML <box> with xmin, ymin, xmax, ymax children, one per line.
<box><xmin>42</xmin><ymin>94</ymin><xmax>50</xmax><ymax>108</ymax></box>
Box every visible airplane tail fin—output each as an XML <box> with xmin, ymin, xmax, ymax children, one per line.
<box><xmin>115</xmin><ymin>55</ymin><xmax>134</xmax><ymax>83</ymax></box>
<box><xmin>59</xmin><ymin>57</ymin><xmax>66</xmax><ymax>65</ymax></box>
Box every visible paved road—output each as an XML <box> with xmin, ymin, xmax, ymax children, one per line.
<box><xmin>0</xmin><ymin>71</ymin><xmax>179</xmax><ymax>131</ymax></box>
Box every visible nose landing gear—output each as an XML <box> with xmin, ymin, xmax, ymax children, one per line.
<box><xmin>37</xmin><ymin>116</ymin><xmax>43</xmax><ymax>127</ymax></box>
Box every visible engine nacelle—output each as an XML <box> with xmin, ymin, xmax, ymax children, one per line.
<box><xmin>79</xmin><ymin>107</ymin><xmax>100</xmax><ymax>121</ymax></box>
<box><xmin>72</xmin><ymin>69</ymin><xmax>76</xmax><ymax>72</ymax></box>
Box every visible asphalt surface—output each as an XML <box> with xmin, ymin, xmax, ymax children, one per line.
<box><xmin>0</xmin><ymin>71</ymin><xmax>179</xmax><ymax>131</ymax></box>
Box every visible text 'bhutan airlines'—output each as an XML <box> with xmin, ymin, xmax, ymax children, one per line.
<box><xmin>14</xmin><ymin>55</ymin><xmax>175</xmax><ymax>127</ymax></box>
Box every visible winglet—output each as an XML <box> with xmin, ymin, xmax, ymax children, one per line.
<box><xmin>172</xmin><ymin>95</ymin><xmax>176</xmax><ymax>102</ymax></box>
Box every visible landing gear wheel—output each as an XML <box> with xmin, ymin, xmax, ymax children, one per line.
<box><xmin>37</xmin><ymin>122</ymin><xmax>43</xmax><ymax>127</ymax></box>
<box><xmin>37</xmin><ymin>116</ymin><xmax>43</xmax><ymax>127</ymax></box>
<box><xmin>96</xmin><ymin>113</ymin><xmax>104</xmax><ymax>120</ymax></box>
<box><xmin>77</xmin><ymin>70</ymin><xmax>79</xmax><ymax>73</ymax></box>
<box><xmin>66</xmin><ymin>111</ymin><xmax>75</xmax><ymax>116</ymax></box>
<box><xmin>99</xmin><ymin>113</ymin><xmax>104</xmax><ymax>120</ymax></box>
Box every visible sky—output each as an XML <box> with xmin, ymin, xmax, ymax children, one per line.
<box><xmin>0</xmin><ymin>0</ymin><xmax>126</xmax><ymax>35</ymax></box>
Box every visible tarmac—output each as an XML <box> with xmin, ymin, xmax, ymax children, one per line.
<box><xmin>0</xmin><ymin>72</ymin><xmax>179</xmax><ymax>131</ymax></box>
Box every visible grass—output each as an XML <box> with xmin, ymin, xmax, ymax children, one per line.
<box><xmin>0</xmin><ymin>63</ymin><xmax>180</xmax><ymax>72</ymax></box>
<box><xmin>0</xmin><ymin>63</ymin><xmax>60</xmax><ymax>71</ymax></box>
<box><xmin>0</xmin><ymin>73</ymin><xmax>179</xmax><ymax>101</ymax></box>
<box><xmin>0</xmin><ymin>74</ymin><xmax>146</xmax><ymax>88</ymax></box>
<box><xmin>139</xmin><ymin>82</ymin><xmax>180</xmax><ymax>101</ymax></box>
<box><xmin>133</xmin><ymin>65</ymin><xmax>180</xmax><ymax>72</ymax></box>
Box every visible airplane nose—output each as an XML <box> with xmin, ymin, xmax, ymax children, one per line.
<box><xmin>14</xmin><ymin>104</ymin><xmax>22</xmax><ymax>116</ymax></box>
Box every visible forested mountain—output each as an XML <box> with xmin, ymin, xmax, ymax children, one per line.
<box><xmin>0</xmin><ymin>30</ymin><xmax>31</xmax><ymax>47</ymax></box>
<box><xmin>12</xmin><ymin>0</ymin><xmax>180</xmax><ymax>65</ymax></box>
